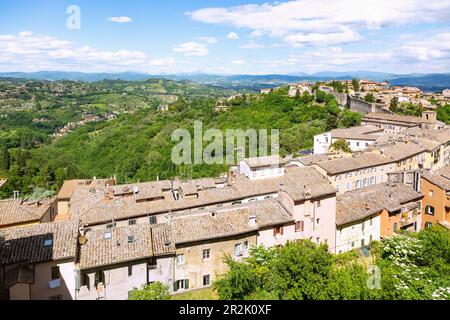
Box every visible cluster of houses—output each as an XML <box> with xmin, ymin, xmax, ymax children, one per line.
<box><xmin>1</xmin><ymin>110</ymin><xmax>450</xmax><ymax>300</ymax></box>
<box><xmin>51</xmin><ymin>113</ymin><xmax>117</xmax><ymax>139</ymax></box>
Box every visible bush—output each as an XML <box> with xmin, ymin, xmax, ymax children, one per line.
<box><xmin>128</xmin><ymin>282</ymin><xmax>171</xmax><ymax>300</ymax></box>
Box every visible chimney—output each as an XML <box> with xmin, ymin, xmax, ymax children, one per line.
<box><xmin>13</xmin><ymin>190</ymin><xmax>20</xmax><ymax>200</ymax></box>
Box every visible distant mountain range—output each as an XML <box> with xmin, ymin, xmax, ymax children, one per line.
<box><xmin>1</xmin><ymin>71</ymin><xmax>449</xmax><ymax>92</ymax></box>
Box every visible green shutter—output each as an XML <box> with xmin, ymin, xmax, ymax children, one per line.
<box><xmin>173</xmin><ymin>281</ymin><xmax>178</xmax><ymax>292</ymax></box>
<box><xmin>185</xmin><ymin>279</ymin><xmax>189</xmax><ymax>290</ymax></box>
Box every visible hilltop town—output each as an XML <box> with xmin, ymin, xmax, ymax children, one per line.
<box><xmin>1</xmin><ymin>77</ymin><xmax>450</xmax><ymax>300</ymax></box>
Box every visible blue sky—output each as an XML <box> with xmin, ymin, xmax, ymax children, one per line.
<box><xmin>0</xmin><ymin>0</ymin><xmax>450</xmax><ymax>74</ymax></box>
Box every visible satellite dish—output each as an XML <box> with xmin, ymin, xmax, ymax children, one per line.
<box><xmin>78</xmin><ymin>235</ymin><xmax>87</xmax><ymax>245</ymax></box>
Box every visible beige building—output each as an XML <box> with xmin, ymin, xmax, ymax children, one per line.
<box><xmin>314</xmin><ymin>142</ymin><xmax>426</xmax><ymax>194</ymax></box>
<box><xmin>362</xmin><ymin>112</ymin><xmax>445</xmax><ymax>134</ymax></box>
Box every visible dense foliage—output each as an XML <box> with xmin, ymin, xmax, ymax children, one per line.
<box><xmin>128</xmin><ymin>282</ymin><xmax>171</xmax><ymax>300</ymax></box>
<box><xmin>214</xmin><ymin>227</ymin><xmax>450</xmax><ymax>300</ymax></box>
<box><xmin>0</xmin><ymin>80</ymin><xmax>361</xmax><ymax>199</ymax></box>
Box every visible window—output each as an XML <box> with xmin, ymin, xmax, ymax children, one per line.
<box><xmin>128</xmin><ymin>266</ymin><xmax>133</xmax><ymax>277</ymax></box>
<box><xmin>370</xmin><ymin>177</ymin><xmax>376</xmax><ymax>185</ymax></box>
<box><xmin>363</xmin><ymin>178</ymin><xmax>369</xmax><ymax>187</ymax></box>
<box><xmin>174</xmin><ymin>279</ymin><xmax>189</xmax><ymax>291</ymax></box>
<box><xmin>103</xmin><ymin>231</ymin><xmax>112</xmax><ymax>240</ymax></box>
<box><xmin>43</xmin><ymin>239</ymin><xmax>53</xmax><ymax>247</ymax></box>
<box><xmin>370</xmin><ymin>218</ymin><xmax>373</xmax><ymax>226</ymax></box>
<box><xmin>316</xmin><ymin>200</ymin><xmax>322</xmax><ymax>208</ymax></box>
<box><xmin>336</xmin><ymin>185</ymin><xmax>340</xmax><ymax>192</ymax></box>
<box><xmin>295</xmin><ymin>221</ymin><xmax>304</xmax><ymax>232</ymax></box>
<box><xmin>316</xmin><ymin>218</ymin><xmax>320</xmax><ymax>225</ymax></box>
<box><xmin>361</xmin><ymin>239</ymin><xmax>365</xmax><ymax>248</ymax></box>
<box><xmin>202</xmin><ymin>249</ymin><xmax>210</xmax><ymax>260</ymax></box>
<box><xmin>129</xmin><ymin>219</ymin><xmax>136</xmax><ymax>226</ymax></box>
<box><xmin>127</xmin><ymin>236</ymin><xmax>135</xmax><ymax>244</ymax></box>
<box><xmin>355</xmin><ymin>180</ymin><xmax>361</xmax><ymax>189</ymax></box>
<box><xmin>94</xmin><ymin>271</ymin><xmax>104</xmax><ymax>286</ymax></box>
<box><xmin>273</xmin><ymin>226</ymin><xmax>283</xmax><ymax>236</ymax></box>
<box><xmin>356</xmin><ymin>142</ymin><xmax>360</xmax><ymax>147</ymax></box>
<box><xmin>149</xmin><ymin>216</ymin><xmax>157</xmax><ymax>225</ymax></box>
<box><xmin>81</xmin><ymin>273</ymin><xmax>90</xmax><ymax>288</ymax></box>
<box><xmin>203</xmin><ymin>275</ymin><xmax>210</xmax><ymax>286</ymax></box>
<box><xmin>351</xmin><ymin>241</ymin><xmax>355</xmax><ymax>248</ymax></box>
<box><xmin>393</xmin><ymin>223</ymin><xmax>398</xmax><ymax>232</ymax></box>
<box><xmin>234</xmin><ymin>243</ymin><xmax>242</xmax><ymax>256</ymax></box>
<box><xmin>346</xmin><ymin>182</ymin><xmax>351</xmax><ymax>191</ymax></box>
<box><xmin>370</xmin><ymin>235</ymin><xmax>373</xmax><ymax>244</ymax></box>
<box><xmin>51</xmin><ymin>266</ymin><xmax>60</xmax><ymax>280</ymax></box>
<box><xmin>429</xmin><ymin>190</ymin><xmax>434</xmax><ymax>197</ymax></box>
<box><xmin>176</xmin><ymin>254</ymin><xmax>185</xmax><ymax>265</ymax></box>
<box><xmin>426</xmin><ymin>206</ymin><xmax>436</xmax><ymax>216</ymax></box>
<box><xmin>107</xmin><ymin>223</ymin><xmax>116</xmax><ymax>229</ymax></box>
<box><xmin>425</xmin><ymin>222</ymin><xmax>433</xmax><ymax>229</ymax></box>
<box><xmin>361</xmin><ymin>222</ymin><xmax>365</xmax><ymax>232</ymax></box>
<box><xmin>243</xmin><ymin>241</ymin><xmax>249</xmax><ymax>251</ymax></box>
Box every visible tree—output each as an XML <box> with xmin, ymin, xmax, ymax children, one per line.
<box><xmin>1</xmin><ymin>147</ymin><xmax>10</xmax><ymax>171</ymax></box>
<box><xmin>365</xmin><ymin>93</ymin><xmax>375</xmax><ymax>103</ymax></box>
<box><xmin>128</xmin><ymin>282</ymin><xmax>171</xmax><ymax>300</ymax></box>
<box><xmin>214</xmin><ymin>256</ymin><xmax>259</xmax><ymax>300</ymax></box>
<box><xmin>330</xmin><ymin>139</ymin><xmax>352</xmax><ymax>153</ymax></box>
<box><xmin>390</xmin><ymin>97</ymin><xmax>398</xmax><ymax>111</ymax></box>
<box><xmin>315</xmin><ymin>90</ymin><xmax>328</xmax><ymax>104</ymax></box>
<box><xmin>352</xmin><ymin>79</ymin><xmax>360</xmax><ymax>92</ymax></box>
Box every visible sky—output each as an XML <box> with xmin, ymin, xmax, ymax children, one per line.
<box><xmin>0</xmin><ymin>0</ymin><xmax>450</xmax><ymax>75</ymax></box>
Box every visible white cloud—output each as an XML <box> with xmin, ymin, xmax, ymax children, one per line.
<box><xmin>189</xmin><ymin>0</ymin><xmax>450</xmax><ymax>46</ymax></box>
<box><xmin>231</xmin><ymin>60</ymin><xmax>245</xmax><ymax>64</ymax></box>
<box><xmin>196</xmin><ymin>37</ymin><xmax>218</xmax><ymax>44</ymax></box>
<box><xmin>226</xmin><ymin>32</ymin><xmax>239</xmax><ymax>40</ymax></box>
<box><xmin>173</xmin><ymin>42</ymin><xmax>209</xmax><ymax>56</ymax></box>
<box><xmin>0</xmin><ymin>31</ymin><xmax>180</xmax><ymax>73</ymax></box>
<box><xmin>107</xmin><ymin>16</ymin><xmax>132</xmax><ymax>23</ymax></box>
<box><xmin>284</xmin><ymin>28</ymin><xmax>362</xmax><ymax>47</ymax></box>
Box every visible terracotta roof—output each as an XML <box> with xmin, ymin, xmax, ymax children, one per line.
<box><xmin>331</xmin><ymin>125</ymin><xmax>384</xmax><ymax>141</ymax></box>
<box><xmin>78</xmin><ymin>224</ymin><xmax>154</xmax><ymax>270</ymax></box>
<box><xmin>336</xmin><ymin>183</ymin><xmax>423</xmax><ymax>226</ymax></box>
<box><xmin>244</xmin><ymin>155</ymin><xmax>285</xmax><ymax>169</ymax></box>
<box><xmin>295</xmin><ymin>154</ymin><xmax>330</xmax><ymax>167</ymax></box>
<box><xmin>363</xmin><ymin>112</ymin><xmax>424</xmax><ymax>125</ymax></box>
<box><xmin>151</xmin><ymin>223</ymin><xmax>175</xmax><ymax>256</ymax></box>
<box><xmin>317</xmin><ymin>142</ymin><xmax>425</xmax><ymax>175</ymax></box>
<box><xmin>0</xmin><ymin>220</ymin><xmax>79</xmax><ymax>265</ymax></box>
<box><xmin>422</xmin><ymin>165</ymin><xmax>450</xmax><ymax>192</ymax></box>
<box><xmin>68</xmin><ymin>167</ymin><xmax>331</xmax><ymax>226</ymax></box>
<box><xmin>0</xmin><ymin>198</ymin><xmax>56</xmax><ymax>228</ymax></box>
<box><xmin>57</xmin><ymin>179</ymin><xmax>114</xmax><ymax>200</ymax></box>
<box><xmin>171</xmin><ymin>199</ymin><xmax>294</xmax><ymax>245</ymax></box>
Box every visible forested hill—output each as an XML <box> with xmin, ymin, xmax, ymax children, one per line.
<box><xmin>0</xmin><ymin>79</ymin><xmax>361</xmax><ymax>199</ymax></box>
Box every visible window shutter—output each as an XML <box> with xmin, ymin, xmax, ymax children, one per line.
<box><xmin>185</xmin><ymin>279</ymin><xmax>189</xmax><ymax>290</ymax></box>
<box><xmin>301</xmin><ymin>221</ymin><xmax>304</xmax><ymax>232</ymax></box>
<box><xmin>273</xmin><ymin>228</ymin><xmax>277</xmax><ymax>237</ymax></box>
<box><xmin>173</xmin><ymin>282</ymin><xmax>178</xmax><ymax>292</ymax></box>
<box><xmin>280</xmin><ymin>227</ymin><xmax>284</xmax><ymax>236</ymax></box>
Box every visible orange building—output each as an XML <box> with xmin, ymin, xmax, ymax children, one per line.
<box><xmin>421</xmin><ymin>166</ymin><xmax>450</xmax><ymax>230</ymax></box>
<box><xmin>378</xmin><ymin>184</ymin><xmax>423</xmax><ymax>237</ymax></box>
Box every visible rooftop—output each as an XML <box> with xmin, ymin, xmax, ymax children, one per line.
<box><xmin>331</xmin><ymin>125</ymin><xmax>384</xmax><ymax>141</ymax></box>
<box><xmin>363</xmin><ymin>112</ymin><xmax>424</xmax><ymax>125</ymax></box>
<box><xmin>68</xmin><ymin>166</ymin><xmax>332</xmax><ymax>226</ymax></box>
<box><xmin>317</xmin><ymin>142</ymin><xmax>425</xmax><ymax>175</ymax></box>
<box><xmin>0</xmin><ymin>197</ymin><xmax>56</xmax><ymax>228</ymax></box>
<box><xmin>171</xmin><ymin>199</ymin><xmax>294</xmax><ymax>245</ymax></box>
<box><xmin>244</xmin><ymin>155</ymin><xmax>285</xmax><ymax>169</ymax></box>
<box><xmin>78</xmin><ymin>223</ymin><xmax>154</xmax><ymax>270</ymax></box>
<box><xmin>336</xmin><ymin>183</ymin><xmax>423</xmax><ymax>226</ymax></box>
<box><xmin>422</xmin><ymin>165</ymin><xmax>450</xmax><ymax>192</ymax></box>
